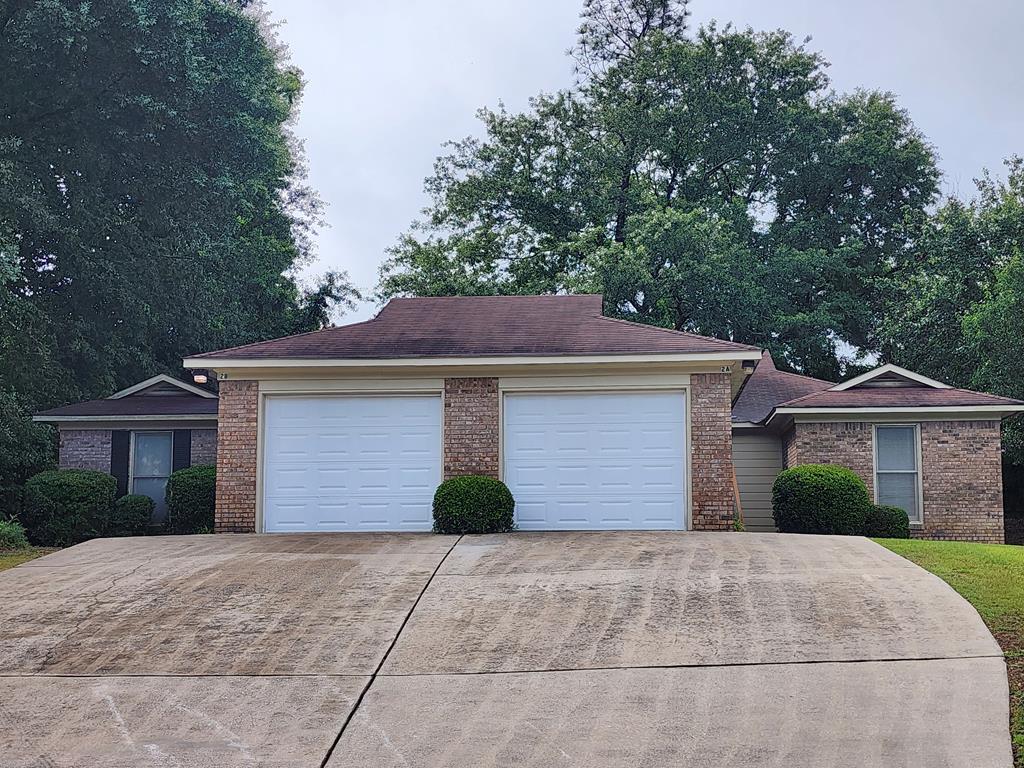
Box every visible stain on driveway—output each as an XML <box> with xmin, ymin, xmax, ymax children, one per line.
<box><xmin>0</xmin><ymin>532</ymin><xmax>1012</xmax><ymax>767</ymax></box>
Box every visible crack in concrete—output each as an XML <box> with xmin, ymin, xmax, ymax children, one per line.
<box><xmin>317</xmin><ymin>534</ymin><xmax>463</xmax><ymax>768</ymax></box>
<box><xmin>39</xmin><ymin>561</ymin><xmax>148</xmax><ymax>672</ymax></box>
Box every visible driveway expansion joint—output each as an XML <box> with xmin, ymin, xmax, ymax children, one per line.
<box><xmin>317</xmin><ymin>534</ymin><xmax>464</xmax><ymax>768</ymax></box>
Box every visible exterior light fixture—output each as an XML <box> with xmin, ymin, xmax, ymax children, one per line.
<box><xmin>192</xmin><ymin>370</ymin><xmax>209</xmax><ymax>385</ymax></box>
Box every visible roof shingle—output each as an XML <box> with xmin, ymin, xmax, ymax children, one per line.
<box><xmin>189</xmin><ymin>295</ymin><xmax>760</xmax><ymax>360</ymax></box>
<box><xmin>731</xmin><ymin>352</ymin><xmax>832</xmax><ymax>423</ymax></box>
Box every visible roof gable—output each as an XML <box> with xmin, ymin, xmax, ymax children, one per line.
<box><xmin>829</xmin><ymin>364</ymin><xmax>951</xmax><ymax>392</ymax></box>
<box><xmin>109</xmin><ymin>374</ymin><xmax>216</xmax><ymax>399</ymax></box>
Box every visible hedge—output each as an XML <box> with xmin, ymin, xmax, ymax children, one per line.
<box><xmin>20</xmin><ymin>469</ymin><xmax>118</xmax><ymax>547</ymax></box>
<box><xmin>166</xmin><ymin>465</ymin><xmax>216</xmax><ymax>534</ymax></box>
<box><xmin>772</xmin><ymin>464</ymin><xmax>872</xmax><ymax>536</ymax></box>
<box><xmin>110</xmin><ymin>494</ymin><xmax>154</xmax><ymax>537</ymax></box>
<box><xmin>862</xmin><ymin>504</ymin><xmax>911</xmax><ymax>538</ymax></box>
<box><xmin>433</xmin><ymin>475</ymin><xmax>515</xmax><ymax>534</ymax></box>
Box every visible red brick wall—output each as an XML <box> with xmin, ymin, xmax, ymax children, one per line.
<box><xmin>443</xmin><ymin>377</ymin><xmax>499</xmax><ymax>478</ymax></box>
<box><xmin>214</xmin><ymin>381</ymin><xmax>259</xmax><ymax>533</ymax></box>
<box><xmin>58</xmin><ymin>429</ymin><xmax>112</xmax><ymax>472</ymax></box>
<box><xmin>690</xmin><ymin>373</ymin><xmax>735</xmax><ymax>530</ymax></box>
<box><xmin>919</xmin><ymin>420</ymin><xmax>1003</xmax><ymax>543</ymax></box>
<box><xmin>785</xmin><ymin>419</ymin><xmax>1004</xmax><ymax>543</ymax></box>
<box><xmin>783</xmin><ymin>422</ymin><xmax>875</xmax><ymax>496</ymax></box>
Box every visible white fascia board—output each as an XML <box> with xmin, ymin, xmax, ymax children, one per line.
<box><xmin>183</xmin><ymin>351</ymin><xmax>749</xmax><ymax>370</ymax></box>
<box><xmin>765</xmin><ymin>404</ymin><xmax>1024</xmax><ymax>425</ymax></box>
<box><xmin>830</xmin><ymin>364</ymin><xmax>951</xmax><ymax>391</ymax></box>
<box><xmin>730</xmin><ymin>421</ymin><xmax>764</xmax><ymax>429</ymax></box>
<box><xmin>109</xmin><ymin>374</ymin><xmax>217</xmax><ymax>399</ymax></box>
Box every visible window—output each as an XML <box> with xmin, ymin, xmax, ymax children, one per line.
<box><xmin>131</xmin><ymin>431</ymin><xmax>173</xmax><ymax>524</ymax></box>
<box><xmin>874</xmin><ymin>425</ymin><xmax>921</xmax><ymax>524</ymax></box>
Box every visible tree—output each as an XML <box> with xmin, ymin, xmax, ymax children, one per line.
<box><xmin>378</xmin><ymin>3</ymin><xmax>940</xmax><ymax>379</ymax></box>
<box><xmin>881</xmin><ymin>157</ymin><xmax>1024</xmax><ymax>465</ymax></box>
<box><xmin>0</xmin><ymin>0</ymin><xmax>356</xmax><ymax>499</ymax></box>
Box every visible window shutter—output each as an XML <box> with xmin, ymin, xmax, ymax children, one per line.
<box><xmin>172</xmin><ymin>429</ymin><xmax>192</xmax><ymax>472</ymax></box>
<box><xmin>110</xmin><ymin>431</ymin><xmax>131</xmax><ymax>497</ymax></box>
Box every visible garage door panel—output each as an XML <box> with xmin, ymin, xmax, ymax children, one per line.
<box><xmin>263</xmin><ymin>396</ymin><xmax>440</xmax><ymax>532</ymax></box>
<box><xmin>504</xmin><ymin>392</ymin><xmax>686</xmax><ymax>531</ymax></box>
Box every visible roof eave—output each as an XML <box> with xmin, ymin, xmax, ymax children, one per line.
<box><xmin>765</xmin><ymin>403</ymin><xmax>1024</xmax><ymax>426</ymax></box>
<box><xmin>33</xmin><ymin>414</ymin><xmax>219</xmax><ymax>423</ymax></box>
<box><xmin>184</xmin><ymin>350</ymin><xmax>754</xmax><ymax>369</ymax></box>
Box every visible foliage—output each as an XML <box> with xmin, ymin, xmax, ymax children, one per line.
<box><xmin>166</xmin><ymin>465</ymin><xmax>216</xmax><ymax>534</ymax></box>
<box><xmin>861</xmin><ymin>504</ymin><xmax>910</xmax><ymax>539</ymax></box>
<box><xmin>0</xmin><ymin>0</ymin><xmax>357</xmax><ymax>506</ymax></box>
<box><xmin>0</xmin><ymin>391</ymin><xmax>55</xmax><ymax>519</ymax></box>
<box><xmin>110</xmin><ymin>495</ymin><xmax>154</xmax><ymax>537</ymax></box>
<box><xmin>379</xmin><ymin>4</ymin><xmax>940</xmax><ymax>379</ymax></box>
<box><xmin>0</xmin><ymin>518</ymin><xmax>30</xmax><ymax>550</ymax></box>
<box><xmin>881</xmin><ymin>157</ymin><xmax>1024</xmax><ymax>465</ymax></box>
<box><xmin>771</xmin><ymin>464</ymin><xmax>872</xmax><ymax>536</ymax></box>
<box><xmin>20</xmin><ymin>469</ymin><xmax>117</xmax><ymax>547</ymax></box>
<box><xmin>432</xmin><ymin>475</ymin><xmax>515</xmax><ymax>534</ymax></box>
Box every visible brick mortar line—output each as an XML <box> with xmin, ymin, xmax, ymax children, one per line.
<box><xmin>317</xmin><ymin>533</ymin><xmax>464</xmax><ymax>768</ymax></box>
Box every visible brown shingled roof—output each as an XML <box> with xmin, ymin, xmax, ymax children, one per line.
<box><xmin>775</xmin><ymin>386</ymin><xmax>1024</xmax><ymax>410</ymax></box>
<box><xmin>36</xmin><ymin>394</ymin><xmax>218</xmax><ymax>419</ymax></box>
<box><xmin>189</xmin><ymin>294</ymin><xmax>760</xmax><ymax>360</ymax></box>
<box><xmin>731</xmin><ymin>351</ymin><xmax>832</xmax><ymax>424</ymax></box>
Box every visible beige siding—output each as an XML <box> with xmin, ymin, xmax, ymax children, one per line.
<box><xmin>732</xmin><ymin>429</ymin><xmax>784</xmax><ymax>532</ymax></box>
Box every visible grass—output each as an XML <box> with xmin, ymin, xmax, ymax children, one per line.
<box><xmin>877</xmin><ymin>538</ymin><xmax>1024</xmax><ymax>766</ymax></box>
<box><xmin>0</xmin><ymin>548</ymin><xmax>52</xmax><ymax>572</ymax></box>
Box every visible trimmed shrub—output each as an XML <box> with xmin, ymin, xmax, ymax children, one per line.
<box><xmin>862</xmin><ymin>504</ymin><xmax>911</xmax><ymax>539</ymax></box>
<box><xmin>166</xmin><ymin>465</ymin><xmax>216</xmax><ymax>534</ymax></box>
<box><xmin>20</xmin><ymin>469</ymin><xmax>117</xmax><ymax>547</ymax></box>
<box><xmin>772</xmin><ymin>464</ymin><xmax>872</xmax><ymax>536</ymax></box>
<box><xmin>433</xmin><ymin>475</ymin><xmax>515</xmax><ymax>534</ymax></box>
<box><xmin>109</xmin><ymin>494</ymin><xmax>154</xmax><ymax>537</ymax></box>
<box><xmin>0</xmin><ymin>518</ymin><xmax>29</xmax><ymax>550</ymax></box>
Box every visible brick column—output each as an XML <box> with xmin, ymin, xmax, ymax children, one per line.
<box><xmin>443</xmin><ymin>377</ymin><xmax>499</xmax><ymax>478</ymax></box>
<box><xmin>690</xmin><ymin>372</ymin><xmax>735</xmax><ymax>530</ymax></box>
<box><xmin>215</xmin><ymin>380</ymin><xmax>259</xmax><ymax>533</ymax></box>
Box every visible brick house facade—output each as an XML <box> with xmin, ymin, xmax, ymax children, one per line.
<box><xmin>211</xmin><ymin>371</ymin><xmax>739</xmax><ymax>533</ymax></box>
<box><xmin>781</xmin><ymin>419</ymin><xmax>1005</xmax><ymax>543</ymax></box>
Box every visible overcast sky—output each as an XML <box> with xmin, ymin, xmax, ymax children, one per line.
<box><xmin>263</xmin><ymin>0</ymin><xmax>1023</xmax><ymax>322</ymax></box>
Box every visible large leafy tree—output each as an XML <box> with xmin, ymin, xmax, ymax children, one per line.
<box><xmin>881</xmin><ymin>158</ymin><xmax>1024</xmax><ymax>464</ymax></box>
<box><xmin>0</xmin><ymin>0</ymin><xmax>355</xmax><ymax>504</ymax></box>
<box><xmin>379</xmin><ymin>0</ymin><xmax>940</xmax><ymax>380</ymax></box>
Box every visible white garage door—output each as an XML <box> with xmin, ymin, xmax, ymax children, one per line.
<box><xmin>262</xmin><ymin>395</ymin><xmax>441</xmax><ymax>532</ymax></box>
<box><xmin>503</xmin><ymin>391</ymin><xmax>686</xmax><ymax>530</ymax></box>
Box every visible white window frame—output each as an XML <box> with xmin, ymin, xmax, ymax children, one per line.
<box><xmin>872</xmin><ymin>423</ymin><xmax>924</xmax><ymax>525</ymax></box>
<box><xmin>129</xmin><ymin>430</ymin><xmax>174</xmax><ymax>517</ymax></box>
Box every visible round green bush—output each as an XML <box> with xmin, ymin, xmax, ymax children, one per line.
<box><xmin>21</xmin><ymin>469</ymin><xmax>117</xmax><ymax>547</ymax></box>
<box><xmin>771</xmin><ymin>464</ymin><xmax>872</xmax><ymax>536</ymax></box>
<box><xmin>110</xmin><ymin>494</ymin><xmax>154</xmax><ymax>537</ymax></box>
<box><xmin>862</xmin><ymin>504</ymin><xmax>911</xmax><ymax>538</ymax></box>
<box><xmin>0</xmin><ymin>518</ymin><xmax>29</xmax><ymax>550</ymax></box>
<box><xmin>433</xmin><ymin>475</ymin><xmax>515</xmax><ymax>534</ymax></box>
<box><xmin>166</xmin><ymin>465</ymin><xmax>216</xmax><ymax>534</ymax></box>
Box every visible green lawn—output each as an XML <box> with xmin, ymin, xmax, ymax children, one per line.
<box><xmin>878</xmin><ymin>538</ymin><xmax>1024</xmax><ymax>766</ymax></box>
<box><xmin>0</xmin><ymin>548</ymin><xmax>51</xmax><ymax>572</ymax></box>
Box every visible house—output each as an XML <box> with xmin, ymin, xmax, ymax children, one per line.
<box><xmin>33</xmin><ymin>375</ymin><xmax>219</xmax><ymax>523</ymax></box>
<box><xmin>732</xmin><ymin>351</ymin><xmax>1024</xmax><ymax>541</ymax></box>
<box><xmin>38</xmin><ymin>294</ymin><xmax>1023</xmax><ymax>541</ymax></box>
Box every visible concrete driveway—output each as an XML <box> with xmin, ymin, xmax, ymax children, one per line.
<box><xmin>0</xmin><ymin>532</ymin><xmax>1011</xmax><ymax>767</ymax></box>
